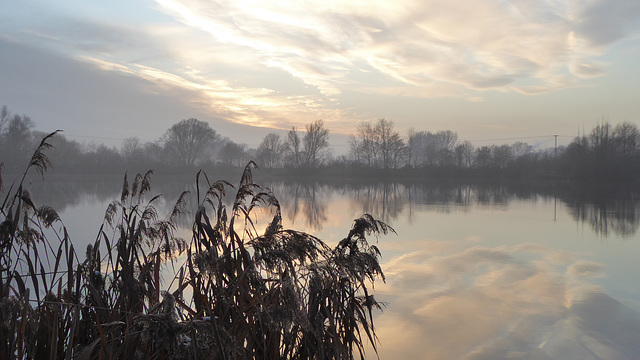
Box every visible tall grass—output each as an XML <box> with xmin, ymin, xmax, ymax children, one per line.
<box><xmin>1</xmin><ymin>132</ymin><xmax>391</xmax><ymax>359</ymax></box>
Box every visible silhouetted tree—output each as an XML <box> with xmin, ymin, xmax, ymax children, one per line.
<box><xmin>303</xmin><ymin>119</ymin><xmax>330</xmax><ymax>167</ymax></box>
<box><xmin>407</xmin><ymin>128</ymin><xmax>423</xmax><ymax>167</ymax></box>
<box><xmin>491</xmin><ymin>144</ymin><xmax>512</xmax><ymax>168</ymax></box>
<box><xmin>376</xmin><ymin>119</ymin><xmax>405</xmax><ymax>169</ymax></box>
<box><xmin>284</xmin><ymin>126</ymin><xmax>303</xmax><ymax>167</ymax></box>
<box><xmin>0</xmin><ymin>105</ymin><xmax>10</xmax><ymax>133</ymax></box>
<box><xmin>121</xmin><ymin>137</ymin><xmax>143</xmax><ymax>161</ymax></box>
<box><xmin>561</xmin><ymin>121</ymin><xmax>640</xmax><ymax>180</ymax></box>
<box><xmin>454</xmin><ymin>141</ymin><xmax>474</xmax><ymax>168</ymax></box>
<box><xmin>406</xmin><ymin>130</ymin><xmax>458</xmax><ymax>166</ymax></box>
<box><xmin>162</xmin><ymin>118</ymin><xmax>219</xmax><ymax>167</ymax></box>
<box><xmin>256</xmin><ymin>133</ymin><xmax>285</xmax><ymax>168</ymax></box>
<box><xmin>350</xmin><ymin>119</ymin><xmax>405</xmax><ymax>168</ymax></box>
<box><xmin>218</xmin><ymin>140</ymin><xmax>249</xmax><ymax>166</ymax></box>
<box><xmin>350</xmin><ymin>122</ymin><xmax>377</xmax><ymax>167</ymax></box>
<box><xmin>46</xmin><ymin>132</ymin><xmax>84</xmax><ymax>172</ymax></box>
<box><xmin>474</xmin><ymin>146</ymin><xmax>492</xmax><ymax>168</ymax></box>
<box><xmin>612</xmin><ymin>122</ymin><xmax>639</xmax><ymax>158</ymax></box>
<box><xmin>0</xmin><ymin>112</ymin><xmax>35</xmax><ymax>170</ymax></box>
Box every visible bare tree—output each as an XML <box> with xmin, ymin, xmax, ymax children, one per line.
<box><xmin>284</xmin><ymin>126</ymin><xmax>303</xmax><ymax>167</ymax></box>
<box><xmin>375</xmin><ymin>119</ymin><xmax>405</xmax><ymax>169</ymax></box>
<box><xmin>303</xmin><ymin>120</ymin><xmax>330</xmax><ymax>167</ymax></box>
<box><xmin>474</xmin><ymin>146</ymin><xmax>492</xmax><ymax>167</ymax></box>
<box><xmin>162</xmin><ymin>118</ymin><xmax>219</xmax><ymax>167</ymax></box>
<box><xmin>256</xmin><ymin>133</ymin><xmax>285</xmax><ymax>168</ymax></box>
<box><xmin>0</xmin><ymin>113</ymin><xmax>35</xmax><ymax>168</ymax></box>
<box><xmin>407</xmin><ymin>128</ymin><xmax>424</xmax><ymax>167</ymax></box>
<box><xmin>454</xmin><ymin>141</ymin><xmax>475</xmax><ymax>168</ymax></box>
<box><xmin>491</xmin><ymin>144</ymin><xmax>513</xmax><ymax>168</ymax></box>
<box><xmin>613</xmin><ymin>122</ymin><xmax>640</xmax><ymax>157</ymax></box>
<box><xmin>218</xmin><ymin>140</ymin><xmax>248</xmax><ymax>166</ymax></box>
<box><xmin>350</xmin><ymin>119</ymin><xmax>405</xmax><ymax>168</ymax></box>
<box><xmin>121</xmin><ymin>137</ymin><xmax>143</xmax><ymax>160</ymax></box>
<box><xmin>350</xmin><ymin>122</ymin><xmax>377</xmax><ymax>167</ymax></box>
<box><xmin>510</xmin><ymin>141</ymin><xmax>532</xmax><ymax>158</ymax></box>
<box><xmin>423</xmin><ymin>130</ymin><xmax>458</xmax><ymax>165</ymax></box>
<box><xmin>0</xmin><ymin>105</ymin><xmax>10</xmax><ymax>133</ymax></box>
<box><xmin>406</xmin><ymin>130</ymin><xmax>459</xmax><ymax>167</ymax></box>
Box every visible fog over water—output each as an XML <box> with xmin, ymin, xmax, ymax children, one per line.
<box><xmin>23</xmin><ymin>173</ymin><xmax>640</xmax><ymax>359</ymax></box>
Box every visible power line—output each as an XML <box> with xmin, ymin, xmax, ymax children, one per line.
<box><xmin>465</xmin><ymin>134</ymin><xmax>573</xmax><ymax>143</ymax></box>
<box><xmin>62</xmin><ymin>133</ymin><xmax>156</xmax><ymax>143</ymax></box>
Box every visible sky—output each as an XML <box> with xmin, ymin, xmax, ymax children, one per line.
<box><xmin>1</xmin><ymin>0</ymin><xmax>640</xmax><ymax>150</ymax></box>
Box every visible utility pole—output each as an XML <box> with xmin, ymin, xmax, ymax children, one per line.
<box><xmin>553</xmin><ymin>134</ymin><xmax>558</xmax><ymax>160</ymax></box>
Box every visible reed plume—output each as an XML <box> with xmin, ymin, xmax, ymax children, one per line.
<box><xmin>1</xmin><ymin>132</ymin><xmax>390</xmax><ymax>359</ymax></box>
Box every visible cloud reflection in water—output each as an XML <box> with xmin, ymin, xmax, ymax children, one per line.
<box><xmin>372</xmin><ymin>239</ymin><xmax>640</xmax><ymax>360</ymax></box>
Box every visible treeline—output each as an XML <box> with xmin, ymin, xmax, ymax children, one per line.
<box><xmin>1</xmin><ymin>105</ymin><xmax>639</xmax><ymax>181</ymax></box>
<box><xmin>0</xmin><ymin>105</ymin><xmax>333</xmax><ymax>174</ymax></box>
<box><xmin>559</xmin><ymin>122</ymin><xmax>640</xmax><ymax>181</ymax></box>
<box><xmin>240</xmin><ymin>118</ymin><xmax>640</xmax><ymax>182</ymax></box>
<box><xmin>0</xmin><ymin>108</ymin><xmax>252</xmax><ymax>174</ymax></box>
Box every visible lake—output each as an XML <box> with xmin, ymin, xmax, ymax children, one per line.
<box><xmin>26</xmin><ymin>172</ymin><xmax>640</xmax><ymax>359</ymax></box>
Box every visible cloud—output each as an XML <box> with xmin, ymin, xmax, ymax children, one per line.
<box><xmin>152</xmin><ymin>0</ymin><xmax>640</xmax><ymax>99</ymax></box>
<box><xmin>372</xmin><ymin>240</ymin><xmax>640</xmax><ymax>359</ymax></box>
<box><xmin>574</xmin><ymin>0</ymin><xmax>640</xmax><ymax>49</ymax></box>
<box><xmin>2</xmin><ymin>0</ymin><xmax>640</xmax><ymax>133</ymax></box>
<box><xmin>568</xmin><ymin>60</ymin><xmax>607</xmax><ymax>78</ymax></box>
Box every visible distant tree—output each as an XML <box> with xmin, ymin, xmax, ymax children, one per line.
<box><xmin>303</xmin><ymin>120</ymin><xmax>330</xmax><ymax>167</ymax></box>
<box><xmin>375</xmin><ymin>119</ymin><xmax>405</xmax><ymax>169</ymax></box>
<box><xmin>46</xmin><ymin>132</ymin><xmax>84</xmax><ymax>171</ymax></box>
<box><xmin>491</xmin><ymin>144</ymin><xmax>512</xmax><ymax>168</ymax></box>
<box><xmin>350</xmin><ymin>122</ymin><xmax>377</xmax><ymax>167</ymax></box>
<box><xmin>612</xmin><ymin>122</ymin><xmax>640</xmax><ymax>157</ymax></box>
<box><xmin>121</xmin><ymin>137</ymin><xmax>143</xmax><ymax>161</ymax></box>
<box><xmin>284</xmin><ymin>126</ymin><xmax>303</xmax><ymax>167</ymax></box>
<box><xmin>510</xmin><ymin>141</ymin><xmax>533</xmax><ymax>159</ymax></box>
<box><xmin>407</xmin><ymin>128</ymin><xmax>424</xmax><ymax>167</ymax></box>
<box><xmin>86</xmin><ymin>144</ymin><xmax>123</xmax><ymax>173</ymax></box>
<box><xmin>0</xmin><ymin>105</ymin><xmax>10</xmax><ymax>133</ymax></box>
<box><xmin>588</xmin><ymin>121</ymin><xmax>613</xmax><ymax>157</ymax></box>
<box><xmin>424</xmin><ymin>130</ymin><xmax>458</xmax><ymax>166</ymax></box>
<box><xmin>350</xmin><ymin>119</ymin><xmax>405</xmax><ymax>168</ymax></box>
<box><xmin>218</xmin><ymin>140</ymin><xmax>248</xmax><ymax>167</ymax></box>
<box><xmin>454</xmin><ymin>141</ymin><xmax>475</xmax><ymax>168</ymax></box>
<box><xmin>405</xmin><ymin>129</ymin><xmax>458</xmax><ymax>167</ymax></box>
<box><xmin>256</xmin><ymin>133</ymin><xmax>285</xmax><ymax>168</ymax></box>
<box><xmin>141</xmin><ymin>142</ymin><xmax>165</xmax><ymax>165</ymax></box>
<box><xmin>0</xmin><ymin>112</ymin><xmax>36</xmax><ymax>169</ymax></box>
<box><xmin>163</xmin><ymin>118</ymin><xmax>219</xmax><ymax>167</ymax></box>
<box><xmin>474</xmin><ymin>146</ymin><xmax>492</xmax><ymax>168</ymax></box>
<box><xmin>561</xmin><ymin>121</ymin><xmax>640</xmax><ymax>180</ymax></box>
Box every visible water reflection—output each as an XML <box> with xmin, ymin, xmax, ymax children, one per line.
<box><xmin>273</xmin><ymin>180</ymin><xmax>640</xmax><ymax>239</ymax></box>
<box><xmin>17</xmin><ymin>174</ymin><xmax>640</xmax><ymax>359</ymax></box>
<box><xmin>558</xmin><ymin>183</ymin><xmax>640</xmax><ymax>238</ymax></box>
<box><xmin>349</xmin><ymin>182</ymin><xmax>407</xmax><ymax>221</ymax></box>
<box><xmin>374</xmin><ymin>238</ymin><xmax>640</xmax><ymax>359</ymax></box>
<box><xmin>266</xmin><ymin>181</ymin><xmax>328</xmax><ymax>230</ymax></box>
<box><xmin>23</xmin><ymin>174</ymin><xmax>640</xmax><ymax>239</ymax></box>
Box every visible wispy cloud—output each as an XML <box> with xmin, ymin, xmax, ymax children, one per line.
<box><xmin>153</xmin><ymin>0</ymin><xmax>640</xmax><ymax>99</ymax></box>
<box><xmin>2</xmin><ymin>0</ymin><xmax>639</xmax><ymax>133</ymax></box>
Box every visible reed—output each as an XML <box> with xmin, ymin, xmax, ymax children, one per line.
<box><xmin>1</xmin><ymin>132</ymin><xmax>391</xmax><ymax>359</ymax></box>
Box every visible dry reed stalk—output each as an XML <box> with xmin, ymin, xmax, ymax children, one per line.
<box><xmin>1</xmin><ymin>133</ymin><xmax>390</xmax><ymax>359</ymax></box>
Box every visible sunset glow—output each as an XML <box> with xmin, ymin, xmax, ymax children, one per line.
<box><xmin>1</xmin><ymin>0</ymin><xmax>639</xmax><ymax>146</ymax></box>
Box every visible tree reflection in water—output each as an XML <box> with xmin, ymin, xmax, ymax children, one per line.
<box><xmin>558</xmin><ymin>182</ymin><xmax>640</xmax><ymax>238</ymax></box>
<box><xmin>23</xmin><ymin>173</ymin><xmax>640</xmax><ymax>239</ymax></box>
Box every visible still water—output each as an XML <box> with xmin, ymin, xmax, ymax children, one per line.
<box><xmin>29</xmin><ymin>174</ymin><xmax>640</xmax><ymax>359</ymax></box>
